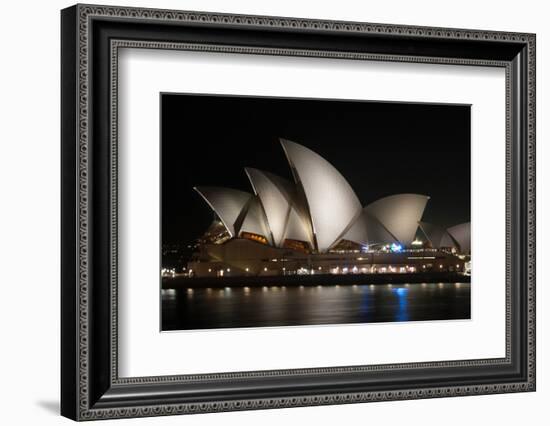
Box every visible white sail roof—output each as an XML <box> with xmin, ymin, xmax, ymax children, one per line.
<box><xmin>365</xmin><ymin>194</ymin><xmax>429</xmax><ymax>246</ymax></box>
<box><xmin>280</xmin><ymin>139</ymin><xmax>362</xmax><ymax>252</ymax></box>
<box><xmin>340</xmin><ymin>210</ymin><xmax>369</xmax><ymax>246</ymax></box>
<box><xmin>283</xmin><ymin>202</ymin><xmax>315</xmax><ymax>247</ymax></box>
<box><xmin>194</xmin><ymin>141</ymin><xmax>461</xmax><ymax>255</ymax></box>
<box><xmin>238</xmin><ymin>196</ymin><xmax>273</xmax><ymax>244</ymax></box>
<box><xmin>364</xmin><ymin>212</ymin><xmax>399</xmax><ymax>245</ymax></box>
<box><xmin>419</xmin><ymin>221</ymin><xmax>448</xmax><ymax>248</ymax></box>
<box><xmin>245</xmin><ymin>168</ymin><xmax>292</xmax><ymax>246</ymax></box>
<box><xmin>447</xmin><ymin>222</ymin><xmax>471</xmax><ymax>253</ymax></box>
<box><xmin>418</xmin><ymin>221</ymin><xmax>462</xmax><ymax>249</ymax></box>
<box><xmin>440</xmin><ymin>233</ymin><xmax>458</xmax><ymax>248</ymax></box>
<box><xmin>245</xmin><ymin>168</ymin><xmax>315</xmax><ymax>248</ymax></box>
<box><xmin>193</xmin><ymin>187</ymin><xmax>251</xmax><ymax>237</ymax></box>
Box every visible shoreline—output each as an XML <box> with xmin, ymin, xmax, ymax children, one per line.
<box><xmin>162</xmin><ymin>272</ymin><xmax>470</xmax><ymax>289</ymax></box>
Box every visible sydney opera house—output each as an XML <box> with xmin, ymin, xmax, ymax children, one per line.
<box><xmin>186</xmin><ymin>139</ymin><xmax>470</xmax><ymax>278</ymax></box>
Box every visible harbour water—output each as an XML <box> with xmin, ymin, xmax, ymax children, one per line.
<box><xmin>161</xmin><ymin>282</ymin><xmax>470</xmax><ymax>331</ymax></box>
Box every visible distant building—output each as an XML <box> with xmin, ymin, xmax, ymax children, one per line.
<box><xmin>187</xmin><ymin>139</ymin><xmax>469</xmax><ymax>278</ymax></box>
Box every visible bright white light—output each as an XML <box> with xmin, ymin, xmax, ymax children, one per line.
<box><xmin>390</xmin><ymin>243</ymin><xmax>403</xmax><ymax>253</ymax></box>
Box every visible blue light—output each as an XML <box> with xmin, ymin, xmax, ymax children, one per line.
<box><xmin>390</xmin><ymin>243</ymin><xmax>403</xmax><ymax>253</ymax></box>
<box><xmin>392</xmin><ymin>287</ymin><xmax>409</xmax><ymax>321</ymax></box>
<box><xmin>393</xmin><ymin>287</ymin><xmax>408</xmax><ymax>296</ymax></box>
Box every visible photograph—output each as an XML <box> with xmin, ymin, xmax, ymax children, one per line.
<box><xmin>161</xmin><ymin>93</ymin><xmax>472</xmax><ymax>331</ymax></box>
<box><xmin>58</xmin><ymin>3</ymin><xmax>536</xmax><ymax>420</ymax></box>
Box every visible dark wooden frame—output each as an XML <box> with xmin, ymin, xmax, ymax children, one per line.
<box><xmin>61</xmin><ymin>4</ymin><xmax>536</xmax><ymax>421</ymax></box>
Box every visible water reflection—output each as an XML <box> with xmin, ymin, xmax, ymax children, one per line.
<box><xmin>161</xmin><ymin>282</ymin><xmax>470</xmax><ymax>331</ymax></box>
<box><xmin>359</xmin><ymin>288</ymin><xmax>370</xmax><ymax>319</ymax></box>
<box><xmin>392</xmin><ymin>287</ymin><xmax>409</xmax><ymax>322</ymax></box>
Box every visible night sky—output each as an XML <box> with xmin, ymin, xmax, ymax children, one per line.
<box><xmin>161</xmin><ymin>94</ymin><xmax>470</xmax><ymax>246</ymax></box>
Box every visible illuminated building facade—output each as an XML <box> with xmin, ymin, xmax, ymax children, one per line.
<box><xmin>187</xmin><ymin>139</ymin><xmax>470</xmax><ymax>278</ymax></box>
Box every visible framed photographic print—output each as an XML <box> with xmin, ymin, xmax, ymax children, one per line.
<box><xmin>160</xmin><ymin>94</ymin><xmax>473</xmax><ymax>331</ymax></box>
<box><xmin>61</xmin><ymin>4</ymin><xmax>536</xmax><ymax>421</ymax></box>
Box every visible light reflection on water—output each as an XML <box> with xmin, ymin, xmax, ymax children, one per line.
<box><xmin>393</xmin><ymin>287</ymin><xmax>409</xmax><ymax>322</ymax></box>
<box><xmin>161</xmin><ymin>282</ymin><xmax>470</xmax><ymax>331</ymax></box>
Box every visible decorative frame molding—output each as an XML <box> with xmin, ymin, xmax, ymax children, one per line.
<box><xmin>61</xmin><ymin>4</ymin><xmax>535</xmax><ymax>421</ymax></box>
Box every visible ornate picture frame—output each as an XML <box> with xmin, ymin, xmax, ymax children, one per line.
<box><xmin>61</xmin><ymin>4</ymin><xmax>535</xmax><ymax>420</ymax></box>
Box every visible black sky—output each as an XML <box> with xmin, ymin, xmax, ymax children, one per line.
<box><xmin>162</xmin><ymin>94</ymin><xmax>471</xmax><ymax>245</ymax></box>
